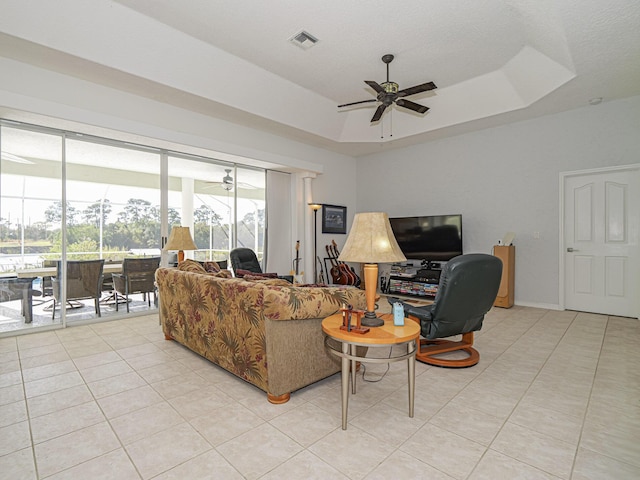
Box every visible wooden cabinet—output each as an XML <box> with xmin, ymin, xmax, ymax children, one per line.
<box><xmin>493</xmin><ymin>245</ymin><xmax>515</xmax><ymax>308</ymax></box>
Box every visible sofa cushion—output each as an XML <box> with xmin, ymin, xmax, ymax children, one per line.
<box><xmin>243</xmin><ymin>276</ymin><xmax>292</xmax><ymax>286</ymax></box>
<box><xmin>262</xmin><ymin>284</ymin><xmax>367</xmax><ymax>320</ymax></box>
<box><xmin>211</xmin><ymin>270</ymin><xmax>233</xmax><ymax>278</ymax></box>
<box><xmin>178</xmin><ymin>259</ymin><xmax>232</xmax><ymax>278</ymax></box>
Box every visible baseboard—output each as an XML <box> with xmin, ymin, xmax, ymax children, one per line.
<box><xmin>512</xmin><ymin>301</ymin><xmax>563</xmax><ymax>311</ymax></box>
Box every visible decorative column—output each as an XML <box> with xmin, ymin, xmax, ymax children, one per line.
<box><xmin>181</xmin><ymin>178</ymin><xmax>195</xmax><ymax>259</ymax></box>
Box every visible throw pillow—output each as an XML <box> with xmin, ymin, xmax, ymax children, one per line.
<box><xmin>235</xmin><ymin>269</ymin><xmax>278</xmax><ymax>278</ymax></box>
<box><xmin>202</xmin><ymin>261</ymin><xmax>220</xmax><ymax>273</ymax></box>
<box><xmin>211</xmin><ymin>270</ymin><xmax>233</xmax><ymax>278</ymax></box>
<box><xmin>178</xmin><ymin>259</ymin><xmax>207</xmax><ymax>274</ymax></box>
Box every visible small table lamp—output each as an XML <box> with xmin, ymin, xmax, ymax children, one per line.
<box><xmin>338</xmin><ymin>212</ymin><xmax>406</xmax><ymax>327</ymax></box>
<box><xmin>165</xmin><ymin>226</ymin><xmax>198</xmax><ymax>263</ymax></box>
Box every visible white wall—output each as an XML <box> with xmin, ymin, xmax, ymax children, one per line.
<box><xmin>356</xmin><ymin>95</ymin><xmax>640</xmax><ymax>308</ymax></box>
<box><xmin>2</xmin><ymin>53</ymin><xmax>638</xmax><ymax>300</ymax></box>
<box><xmin>0</xmin><ymin>57</ymin><xmax>358</xmax><ymax>276</ymax></box>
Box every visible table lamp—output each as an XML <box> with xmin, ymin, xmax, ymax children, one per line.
<box><xmin>338</xmin><ymin>212</ymin><xmax>406</xmax><ymax>327</ymax></box>
<box><xmin>165</xmin><ymin>226</ymin><xmax>197</xmax><ymax>263</ymax></box>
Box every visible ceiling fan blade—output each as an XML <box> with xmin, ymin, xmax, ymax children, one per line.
<box><xmin>395</xmin><ymin>98</ymin><xmax>429</xmax><ymax>114</ymax></box>
<box><xmin>365</xmin><ymin>80</ymin><xmax>385</xmax><ymax>94</ymax></box>
<box><xmin>338</xmin><ymin>99</ymin><xmax>378</xmax><ymax>108</ymax></box>
<box><xmin>371</xmin><ymin>104</ymin><xmax>387</xmax><ymax>122</ymax></box>
<box><xmin>397</xmin><ymin>81</ymin><xmax>437</xmax><ymax>98</ymax></box>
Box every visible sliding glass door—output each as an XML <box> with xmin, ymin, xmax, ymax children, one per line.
<box><xmin>64</xmin><ymin>137</ymin><xmax>161</xmax><ymax>322</ymax></box>
<box><xmin>0</xmin><ymin>125</ymin><xmax>63</xmax><ymax>331</ymax></box>
<box><xmin>168</xmin><ymin>155</ymin><xmax>266</xmax><ymax>264</ymax></box>
<box><xmin>0</xmin><ymin>120</ymin><xmax>267</xmax><ymax>335</ymax></box>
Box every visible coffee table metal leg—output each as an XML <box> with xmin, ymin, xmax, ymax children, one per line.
<box><xmin>408</xmin><ymin>340</ymin><xmax>415</xmax><ymax>418</ymax></box>
<box><xmin>341</xmin><ymin>341</ymin><xmax>350</xmax><ymax>430</ymax></box>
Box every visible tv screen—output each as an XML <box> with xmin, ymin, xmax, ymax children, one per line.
<box><xmin>389</xmin><ymin>214</ymin><xmax>463</xmax><ymax>261</ymax></box>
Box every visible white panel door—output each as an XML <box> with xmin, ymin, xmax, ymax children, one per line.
<box><xmin>564</xmin><ymin>167</ymin><xmax>639</xmax><ymax>318</ymax></box>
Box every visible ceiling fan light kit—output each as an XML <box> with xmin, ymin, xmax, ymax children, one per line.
<box><xmin>222</xmin><ymin>169</ymin><xmax>233</xmax><ymax>191</ymax></box>
<box><xmin>338</xmin><ymin>54</ymin><xmax>437</xmax><ymax>123</ymax></box>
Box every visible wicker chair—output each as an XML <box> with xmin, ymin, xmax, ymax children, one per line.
<box><xmin>52</xmin><ymin>260</ymin><xmax>105</xmax><ymax>320</ymax></box>
<box><xmin>112</xmin><ymin>257</ymin><xmax>160</xmax><ymax>312</ymax></box>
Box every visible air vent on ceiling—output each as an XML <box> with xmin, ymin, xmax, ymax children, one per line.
<box><xmin>289</xmin><ymin>30</ymin><xmax>319</xmax><ymax>50</ymax></box>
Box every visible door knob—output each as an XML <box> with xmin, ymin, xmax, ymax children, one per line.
<box><xmin>566</xmin><ymin>247</ymin><xmax>579</xmax><ymax>252</ymax></box>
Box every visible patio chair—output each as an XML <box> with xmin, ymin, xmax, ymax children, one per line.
<box><xmin>52</xmin><ymin>260</ymin><xmax>105</xmax><ymax>320</ymax></box>
<box><xmin>112</xmin><ymin>256</ymin><xmax>160</xmax><ymax>312</ymax></box>
<box><xmin>40</xmin><ymin>259</ymin><xmax>57</xmax><ymax>297</ymax></box>
<box><xmin>32</xmin><ymin>259</ymin><xmax>57</xmax><ymax>309</ymax></box>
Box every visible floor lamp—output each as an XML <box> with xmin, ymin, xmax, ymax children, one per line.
<box><xmin>338</xmin><ymin>212</ymin><xmax>406</xmax><ymax>327</ymax></box>
<box><xmin>309</xmin><ymin>203</ymin><xmax>322</xmax><ymax>283</ymax></box>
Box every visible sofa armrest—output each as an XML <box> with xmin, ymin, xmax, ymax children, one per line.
<box><xmin>156</xmin><ymin>268</ymin><xmax>270</xmax><ymax>393</ymax></box>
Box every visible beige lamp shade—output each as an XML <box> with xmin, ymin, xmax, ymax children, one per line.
<box><xmin>164</xmin><ymin>226</ymin><xmax>197</xmax><ymax>262</ymax></box>
<box><xmin>338</xmin><ymin>212</ymin><xmax>405</xmax><ymax>327</ymax></box>
<box><xmin>338</xmin><ymin>212</ymin><xmax>406</xmax><ymax>264</ymax></box>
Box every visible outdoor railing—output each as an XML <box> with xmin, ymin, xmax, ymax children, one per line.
<box><xmin>0</xmin><ymin>248</ymin><xmax>244</xmax><ymax>274</ymax></box>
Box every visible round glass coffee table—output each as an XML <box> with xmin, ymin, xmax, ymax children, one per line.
<box><xmin>322</xmin><ymin>312</ymin><xmax>420</xmax><ymax>430</ymax></box>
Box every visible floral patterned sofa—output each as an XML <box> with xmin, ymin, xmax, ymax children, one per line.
<box><xmin>155</xmin><ymin>261</ymin><xmax>366</xmax><ymax>403</ymax></box>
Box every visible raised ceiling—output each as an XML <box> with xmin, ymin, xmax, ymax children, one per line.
<box><xmin>1</xmin><ymin>0</ymin><xmax>639</xmax><ymax>156</ymax></box>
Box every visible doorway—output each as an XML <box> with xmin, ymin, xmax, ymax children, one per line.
<box><xmin>560</xmin><ymin>165</ymin><xmax>640</xmax><ymax>318</ymax></box>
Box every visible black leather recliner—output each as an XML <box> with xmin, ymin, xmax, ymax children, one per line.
<box><xmin>229</xmin><ymin>248</ymin><xmax>293</xmax><ymax>282</ymax></box>
<box><xmin>229</xmin><ymin>247</ymin><xmax>264</xmax><ymax>274</ymax></box>
<box><xmin>389</xmin><ymin>253</ymin><xmax>502</xmax><ymax>367</ymax></box>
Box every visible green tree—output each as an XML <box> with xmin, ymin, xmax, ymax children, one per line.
<box><xmin>168</xmin><ymin>207</ymin><xmax>180</xmax><ymax>226</ymax></box>
<box><xmin>24</xmin><ymin>222</ymin><xmax>51</xmax><ymax>242</ymax></box>
<box><xmin>117</xmin><ymin>198</ymin><xmax>152</xmax><ymax>223</ymax></box>
<box><xmin>194</xmin><ymin>205</ymin><xmax>222</xmax><ymax>225</ymax></box>
<box><xmin>45</xmin><ymin>201</ymin><xmax>78</xmax><ymax>225</ymax></box>
<box><xmin>83</xmin><ymin>199</ymin><xmax>112</xmax><ymax>228</ymax></box>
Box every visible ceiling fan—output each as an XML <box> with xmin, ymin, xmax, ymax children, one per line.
<box><xmin>221</xmin><ymin>169</ymin><xmax>233</xmax><ymax>191</ymax></box>
<box><xmin>338</xmin><ymin>54</ymin><xmax>437</xmax><ymax>123</ymax></box>
<box><xmin>203</xmin><ymin>169</ymin><xmax>257</xmax><ymax>191</ymax></box>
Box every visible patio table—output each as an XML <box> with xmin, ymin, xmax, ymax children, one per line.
<box><xmin>0</xmin><ymin>277</ymin><xmax>37</xmax><ymax>323</ymax></box>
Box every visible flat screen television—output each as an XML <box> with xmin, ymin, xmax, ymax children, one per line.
<box><xmin>389</xmin><ymin>214</ymin><xmax>463</xmax><ymax>261</ymax></box>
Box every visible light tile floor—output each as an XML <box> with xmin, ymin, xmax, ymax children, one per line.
<box><xmin>0</xmin><ymin>306</ymin><xmax>638</xmax><ymax>479</ymax></box>
<box><xmin>0</xmin><ymin>294</ymin><xmax>158</xmax><ymax>335</ymax></box>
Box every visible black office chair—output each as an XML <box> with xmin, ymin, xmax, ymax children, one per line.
<box><xmin>389</xmin><ymin>253</ymin><xmax>502</xmax><ymax>368</ymax></box>
<box><xmin>229</xmin><ymin>248</ymin><xmax>264</xmax><ymax>275</ymax></box>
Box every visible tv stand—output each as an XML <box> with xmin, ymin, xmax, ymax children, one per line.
<box><xmin>387</xmin><ymin>267</ymin><xmax>441</xmax><ymax>299</ymax></box>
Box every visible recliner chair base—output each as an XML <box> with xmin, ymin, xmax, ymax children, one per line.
<box><xmin>415</xmin><ymin>332</ymin><xmax>479</xmax><ymax>368</ymax></box>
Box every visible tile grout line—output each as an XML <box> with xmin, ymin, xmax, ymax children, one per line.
<box><xmin>466</xmin><ymin>309</ymin><xmax>579</xmax><ymax>479</ymax></box>
<box><xmin>569</xmin><ymin>315</ymin><xmax>640</xmax><ymax>473</ymax></box>
<box><xmin>15</xmin><ymin>338</ymin><xmax>41</xmax><ymax>480</ymax></box>
<box><xmin>565</xmin><ymin>314</ymin><xmax>608</xmax><ymax>479</ymax></box>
